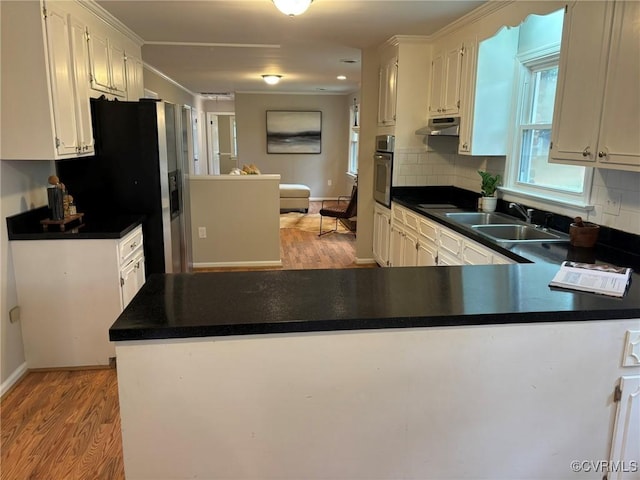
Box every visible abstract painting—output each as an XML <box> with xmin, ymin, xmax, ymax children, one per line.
<box><xmin>266</xmin><ymin>111</ymin><xmax>322</xmax><ymax>154</ymax></box>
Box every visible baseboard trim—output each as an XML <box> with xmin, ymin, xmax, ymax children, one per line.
<box><xmin>1</xmin><ymin>362</ymin><xmax>28</xmax><ymax>398</ymax></box>
<box><xmin>355</xmin><ymin>257</ymin><xmax>377</xmax><ymax>265</ymax></box>
<box><xmin>193</xmin><ymin>260</ymin><xmax>283</xmax><ymax>269</ymax></box>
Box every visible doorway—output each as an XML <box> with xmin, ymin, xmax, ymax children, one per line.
<box><xmin>206</xmin><ymin>112</ymin><xmax>237</xmax><ymax>175</ymax></box>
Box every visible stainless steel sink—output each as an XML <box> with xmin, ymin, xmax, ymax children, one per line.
<box><xmin>472</xmin><ymin>224</ymin><xmax>569</xmax><ymax>243</ymax></box>
<box><xmin>444</xmin><ymin>212</ymin><xmax>523</xmax><ymax>225</ymax></box>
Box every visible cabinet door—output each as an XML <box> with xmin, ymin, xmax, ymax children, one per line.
<box><xmin>88</xmin><ymin>28</ymin><xmax>112</xmax><ymax>94</ymax></box>
<box><xmin>596</xmin><ymin>0</ymin><xmax>640</xmax><ymax>169</ymax></box>
<box><xmin>109</xmin><ymin>42</ymin><xmax>127</xmax><ymax>96</ymax></box>
<box><xmin>417</xmin><ymin>240</ymin><xmax>437</xmax><ymax>267</ymax></box>
<box><xmin>443</xmin><ymin>45</ymin><xmax>462</xmax><ymax>115</ymax></box>
<box><xmin>608</xmin><ymin>375</ymin><xmax>640</xmax><ymax>480</ymax></box>
<box><xmin>69</xmin><ymin>16</ymin><xmax>94</xmax><ymax>155</ymax></box>
<box><xmin>458</xmin><ymin>38</ymin><xmax>477</xmax><ymax>154</ymax></box>
<box><xmin>550</xmin><ymin>1</ymin><xmax>612</xmax><ymax>165</ymax></box>
<box><xmin>389</xmin><ymin>224</ymin><xmax>404</xmax><ymax>267</ymax></box>
<box><xmin>385</xmin><ymin>58</ymin><xmax>398</xmax><ymax>125</ymax></box>
<box><xmin>373</xmin><ymin>207</ymin><xmax>391</xmax><ymax>267</ymax></box>
<box><xmin>429</xmin><ymin>52</ymin><xmax>444</xmax><ymax>115</ymax></box>
<box><xmin>121</xmin><ymin>252</ymin><xmax>145</xmax><ymax>309</ymax></box>
<box><xmin>126</xmin><ymin>54</ymin><xmax>145</xmax><ymax>101</ymax></box>
<box><xmin>43</xmin><ymin>4</ymin><xmax>80</xmax><ymax>157</ymax></box>
<box><xmin>401</xmin><ymin>230</ymin><xmax>418</xmax><ymax>267</ymax></box>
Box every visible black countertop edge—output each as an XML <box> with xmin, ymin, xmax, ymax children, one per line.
<box><xmin>109</xmin><ymin>309</ymin><xmax>640</xmax><ymax>342</ymax></box>
<box><xmin>391</xmin><ymin>186</ymin><xmax>640</xmax><ymax>271</ymax></box>
<box><xmin>6</xmin><ymin>206</ymin><xmax>144</xmax><ymax>240</ymax></box>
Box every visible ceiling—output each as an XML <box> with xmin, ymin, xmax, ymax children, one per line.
<box><xmin>96</xmin><ymin>0</ymin><xmax>486</xmax><ymax>97</ymax></box>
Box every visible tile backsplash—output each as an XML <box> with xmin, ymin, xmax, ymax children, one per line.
<box><xmin>393</xmin><ymin>138</ymin><xmax>640</xmax><ymax>236</ymax></box>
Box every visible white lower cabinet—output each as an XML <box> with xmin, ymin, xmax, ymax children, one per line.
<box><xmin>382</xmin><ymin>203</ymin><xmax>517</xmax><ymax>268</ymax></box>
<box><xmin>373</xmin><ymin>204</ymin><xmax>391</xmax><ymax>267</ymax></box>
<box><xmin>11</xmin><ymin>225</ymin><xmax>145</xmax><ymax>368</ymax></box>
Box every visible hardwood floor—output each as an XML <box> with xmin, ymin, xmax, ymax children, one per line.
<box><xmin>1</xmin><ymin>369</ymin><xmax>124</xmax><ymax>480</ymax></box>
<box><xmin>1</xmin><ymin>203</ymin><xmax>376</xmax><ymax>479</ymax></box>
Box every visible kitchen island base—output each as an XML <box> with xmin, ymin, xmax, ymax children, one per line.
<box><xmin>115</xmin><ymin>318</ymin><xmax>640</xmax><ymax>480</ymax></box>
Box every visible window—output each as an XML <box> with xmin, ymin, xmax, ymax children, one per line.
<box><xmin>347</xmin><ymin>103</ymin><xmax>359</xmax><ymax>176</ymax></box>
<box><xmin>506</xmin><ymin>52</ymin><xmax>592</xmax><ymax>207</ymax></box>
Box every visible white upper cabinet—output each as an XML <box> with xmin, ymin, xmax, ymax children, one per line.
<box><xmin>0</xmin><ymin>1</ymin><xmax>94</xmax><ymax>159</ymax></box>
<box><xmin>88</xmin><ymin>26</ymin><xmax>127</xmax><ymax>97</ymax></box>
<box><xmin>550</xmin><ymin>1</ymin><xmax>640</xmax><ymax>171</ymax></box>
<box><xmin>428</xmin><ymin>44</ymin><xmax>462</xmax><ymax>117</ymax></box>
<box><xmin>457</xmin><ymin>27</ymin><xmax>519</xmax><ymax>156</ymax></box>
<box><xmin>69</xmin><ymin>14</ymin><xmax>94</xmax><ymax>155</ymax></box>
<box><xmin>126</xmin><ymin>54</ymin><xmax>145</xmax><ymax>101</ymax></box>
<box><xmin>43</xmin><ymin>3</ymin><xmax>82</xmax><ymax>157</ymax></box>
<box><xmin>0</xmin><ymin>0</ymin><xmax>142</xmax><ymax>160</ymax></box>
<box><xmin>377</xmin><ymin>56</ymin><xmax>398</xmax><ymax>126</ymax></box>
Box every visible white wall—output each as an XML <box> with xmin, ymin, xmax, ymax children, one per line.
<box><xmin>0</xmin><ymin>161</ymin><xmax>54</xmax><ymax>392</ymax></box>
<box><xmin>234</xmin><ymin>93</ymin><xmax>351</xmax><ymax>199</ymax></box>
<box><xmin>189</xmin><ymin>175</ymin><xmax>281</xmax><ymax>268</ymax></box>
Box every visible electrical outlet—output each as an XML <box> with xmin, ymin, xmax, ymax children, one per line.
<box><xmin>604</xmin><ymin>193</ymin><xmax>621</xmax><ymax>216</ymax></box>
<box><xmin>327</xmin><ymin>179</ymin><xmax>332</xmax><ymax>186</ymax></box>
<box><xmin>198</xmin><ymin>227</ymin><xmax>207</xmax><ymax>239</ymax></box>
<box><xmin>9</xmin><ymin>306</ymin><xmax>20</xmax><ymax>323</ymax></box>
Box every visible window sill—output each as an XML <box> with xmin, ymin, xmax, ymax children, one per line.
<box><xmin>498</xmin><ymin>187</ymin><xmax>594</xmax><ymax>212</ymax></box>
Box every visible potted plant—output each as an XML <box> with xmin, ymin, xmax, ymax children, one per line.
<box><xmin>478</xmin><ymin>171</ymin><xmax>501</xmax><ymax>212</ymax></box>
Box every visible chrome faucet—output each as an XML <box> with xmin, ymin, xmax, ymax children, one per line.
<box><xmin>509</xmin><ymin>202</ymin><xmax>534</xmax><ymax>224</ymax></box>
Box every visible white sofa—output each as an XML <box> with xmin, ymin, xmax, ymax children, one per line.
<box><xmin>279</xmin><ymin>184</ymin><xmax>310</xmax><ymax>212</ymax></box>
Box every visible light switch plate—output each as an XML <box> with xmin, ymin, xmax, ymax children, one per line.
<box><xmin>198</xmin><ymin>227</ymin><xmax>207</xmax><ymax>239</ymax></box>
<box><xmin>622</xmin><ymin>330</ymin><xmax>640</xmax><ymax>367</ymax></box>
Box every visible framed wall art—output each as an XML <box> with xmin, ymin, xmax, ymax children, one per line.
<box><xmin>266</xmin><ymin>110</ymin><xmax>322</xmax><ymax>154</ymax></box>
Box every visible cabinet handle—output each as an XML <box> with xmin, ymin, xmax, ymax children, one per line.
<box><xmin>131</xmin><ymin>242</ymin><xmax>137</xmax><ymax>248</ymax></box>
<box><xmin>582</xmin><ymin>147</ymin><xmax>591</xmax><ymax>157</ymax></box>
<box><xmin>462</xmin><ymin>143</ymin><xmax>468</xmax><ymax>150</ymax></box>
<box><xmin>598</xmin><ymin>151</ymin><xmax>607</xmax><ymax>158</ymax></box>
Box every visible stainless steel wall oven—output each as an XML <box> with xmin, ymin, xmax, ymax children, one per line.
<box><xmin>373</xmin><ymin>135</ymin><xmax>394</xmax><ymax>208</ymax></box>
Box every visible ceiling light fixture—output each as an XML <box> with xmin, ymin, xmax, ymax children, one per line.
<box><xmin>337</xmin><ymin>75</ymin><xmax>347</xmax><ymax>80</ymax></box>
<box><xmin>262</xmin><ymin>74</ymin><xmax>282</xmax><ymax>85</ymax></box>
<box><xmin>272</xmin><ymin>0</ymin><xmax>313</xmax><ymax>16</ymax></box>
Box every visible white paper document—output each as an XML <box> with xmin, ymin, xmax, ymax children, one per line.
<box><xmin>549</xmin><ymin>261</ymin><xmax>633</xmax><ymax>298</ymax></box>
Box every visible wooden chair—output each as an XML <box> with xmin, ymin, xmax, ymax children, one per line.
<box><xmin>318</xmin><ymin>185</ymin><xmax>357</xmax><ymax>236</ymax></box>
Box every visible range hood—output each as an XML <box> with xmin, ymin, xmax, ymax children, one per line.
<box><xmin>415</xmin><ymin>116</ymin><xmax>460</xmax><ymax>136</ymax></box>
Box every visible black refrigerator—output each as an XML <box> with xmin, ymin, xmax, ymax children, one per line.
<box><xmin>57</xmin><ymin>98</ymin><xmax>185</xmax><ymax>276</ymax></box>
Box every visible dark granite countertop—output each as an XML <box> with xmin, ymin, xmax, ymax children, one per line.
<box><xmin>6</xmin><ymin>206</ymin><xmax>143</xmax><ymax>240</ymax></box>
<box><xmin>110</xmin><ymin>265</ymin><xmax>640</xmax><ymax>342</ymax></box>
<box><xmin>109</xmin><ymin>186</ymin><xmax>640</xmax><ymax>342</ymax></box>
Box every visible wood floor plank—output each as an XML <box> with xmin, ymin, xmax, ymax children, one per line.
<box><xmin>1</xmin><ymin>205</ymin><xmax>374</xmax><ymax>479</ymax></box>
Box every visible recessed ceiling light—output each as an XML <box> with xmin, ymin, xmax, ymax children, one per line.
<box><xmin>340</xmin><ymin>59</ymin><xmax>358</xmax><ymax>64</ymax></box>
<box><xmin>337</xmin><ymin>75</ymin><xmax>347</xmax><ymax>80</ymax></box>
<box><xmin>262</xmin><ymin>74</ymin><xmax>282</xmax><ymax>85</ymax></box>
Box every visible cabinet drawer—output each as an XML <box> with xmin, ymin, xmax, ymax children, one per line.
<box><xmin>120</xmin><ymin>250</ymin><xmax>145</xmax><ymax>309</ymax></box>
<box><xmin>119</xmin><ymin>226</ymin><xmax>143</xmax><ymax>265</ymax></box>
<box><xmin>439</xmin><ymin>228</ymin><xmax>462</xmax><ymax>257</ymax></box>
<box><xmin>392</xmin><ymin>206</ymin><xmax>405</xmax><ymax>223</ymax></box>
<box><xmin>462</xmin><ymin>242</ymin><xmax>492</xmax><ymax>265</ymax></box>
<box><xmin>403</xmin><ymin>210</ymin><xmax>419</xmax><ymax>233</ymax></box>
<box><xmin>419</xmin><ymin>218</ymin><xmax>438</xmax><ymax>244</ymax></box>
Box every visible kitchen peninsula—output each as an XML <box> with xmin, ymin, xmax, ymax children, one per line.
<box><xmin>111</xmin><ymin>260</ymin><xmax>640</xmax><ymax>479</ymax></box>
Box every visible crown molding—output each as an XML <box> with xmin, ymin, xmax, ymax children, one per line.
<box><xmin>76</xmin><ymin>0</ymin><xmax>145</xmax><ymax>47</ymax></box>
<box><xmin>143</xmin><ymin>62</ymin><xmax>198</xmax><ymax>98</ymax></box>
<box><xmin>429</xmin><ymin>0</ymin><xmax>516</xmax><ymax>41</ymax></box>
